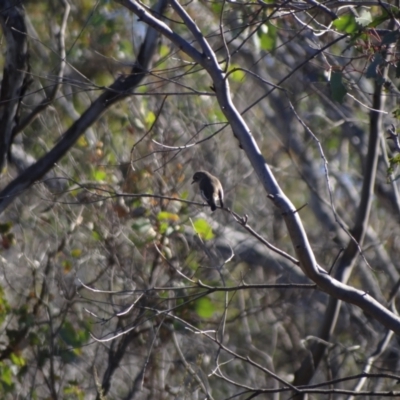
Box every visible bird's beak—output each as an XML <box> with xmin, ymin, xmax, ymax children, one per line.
<box><xmin>191</xmin><ymin>180</ymin><xmax>195</xmax><ymax>184</ymax></box>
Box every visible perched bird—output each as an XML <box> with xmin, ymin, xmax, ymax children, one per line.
<box><xmin>191</xmin><ymin>171</ymin><xmax>224</xmax><ymax>212</ymax></box>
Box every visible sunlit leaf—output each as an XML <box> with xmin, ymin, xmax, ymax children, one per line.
<box><xmin>333</xmin><ymin>14</ymin><xmax>358</xmax><ymax>33</ymax></box>
<box><xmin>193</xmin><ymin>218</ymin><xmax>214</xmax><ymax>240</ymax></box>
<box><xmin>259</xmin><ymin>22</ymin><xmax>277</xmax><ymax>51</ymax></box>
<box><xmin>10</xmin><ymin>353</ymin><xmax>26</xmax><ymax>367</ymax></box>
<box><xmin>77</xmin><ymin>136</ymin><xmax>88</xmax><ymax>147</ymax></box>
<box><xmin>145</xmin><ymin>111</ymin><xmax>156</xmax><ymax>129</ymax></box>
<box><xmin>195</xmin><ymin>297</ymin><xmax>215</xmax><ymax>318</ymax></box>
<box><xmin>159</xmin><ymin>44</ymin><xmax>170</xmax><ymax>58</ymax></box>
<box><xmin>0</xmin><ymin>364</ymin><xmax>13</xmax><ymax>387</ymax></box>
<box><xmin>159</xmin><ymin>222</ymin><xmax>168</xmax><ymax>234</ymax></box>
<box><xmin>93</xmin><ymin>169</ymin><xmax>106</xmax><ymax>181</ymax></box>
<box><xmin>228</xmin><ymin>65</ymin><xmax>246</xmax><ymax>82</ymax></box>
<box><xmin>210</xmin><ymin>107</ymin><xmax>226</xmax><ymax>123</ymax></box>
<box><xmin>157</xmin><ymin>211</ymin><xmax>180</xmax><ymax>222</ymax></box>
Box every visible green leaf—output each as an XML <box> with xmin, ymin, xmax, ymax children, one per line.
<box><xmin>0</xmin><ymin>222</ymin><xmax>12</xmax><ymax>234</ymax></box>
<box><xmin>91</xmin><ymin>13</ymin><xmax>107</xmax><ymax>28</ymax></box>
<box><xmin>393</xmin><ymin>109</ymin><xmax>400</xmax><ymax>120</ymax></box>
<box><xmin>228</xmin><ymin>64</ymin><xmax>246</xmax><ymax>82</ymax></box>
<box><xmin>209</xmin><ymin>107</ymin><xmax>226</xmax><ymax>123</ymax></box>
<box><xmin>59</xmin><ymin>321</ymin><xmax>90</xmax><ymax>349</ymax></box>
<box><xmin>330</xmin><ymin>71</ymin><xmax>347</xmax><ymax>103</ymax></box>
<box><xmin>119</xmin><ymin>39</ymin><xmax>133</xmax><ymax>56</ymax></box>
<box><xmin>0</xmin><ymin>288</ymin><xmax>11</xmax><ymax>325</ymax></box>
<box><xmin>195</xmin><ymin>297</ymin><xmax>215</xmax><ymax>318</ymax></box>
<box><xmin>193</xmin><ymin>218</ymin><xmax>214</xmax><ymax>240</ymax></box>
<box><xmin>159</xmin><ymin>44</ymin><xmax>170</xmax><ymax>58</ymax></box>
<box><xmin>159</xmin><ymin>222</ymin><xmax>174</xmax><ymax>236</ymax></box>
<box><xmin>333</xmin><ymin>14</ymin><xmax>358</xmax><ymax>34</ymax></box>
<box><xmin>157</xmin><ymin>211</ymin><xmax>179</xmax><ymax>222</ymax></box>
<box><xmin>145</xmin><ymin>111</ymin><xmax>156</xmax><ymax>129</ymax></box>
<box><xmin>10</xmin><ymin>353</ymin><xmax>26</xmax><ymax>367</ymax></box>
<box><xmin>92</xmin><ymin>230</ymin><xmax>101</xmax><ymax>241</ymax></box>
<box><xmin>387</xmin><ymin>154</ymin><xmax>400</xmax><ymax>181</ymax></box>
<box><xmin>259</xmin><ymin>22</ymin><xmax>277</xmax><ymax>52</ymax></box>
<box><xmin>70</xmin><ymin>249</ymin><xmax>82</xmax><ymax>258</ymax></box>
<box><xmin>180</xmin><ymin>190</ymin><xmax>189</xmax><ymax>200</ymax></box>
<box><xmin>389</xmin><ymin>154</ymin><xmax>400</xmax><ymax>166</ymax></box>
<box><xmin>0</xmin><ymin>363</ymin><xmax>13</xmax><ymax>388</ymax></box>
<box><xmin>93</xmin><ymin>169</ymin><xmax>106</xmax><ymax>181</ymax></box>
<box><xmin>211</xmin><ymin>1</ymin><xmax>223</xmax><ymax>14</ymax></box>
<box><xmin>63</xmin><ymin>381</ymin><xmax>85</xmax><ymax>399</ymax></box>
<box><xmin>368</xmin><ymin>9</ymin><xmax>391</xmax><ymax>28</ymax></box>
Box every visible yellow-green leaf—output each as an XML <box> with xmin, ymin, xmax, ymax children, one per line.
<box><xmin>145</xmin><ymin>111</ymin><xmax>156</xmax><ymax>129</ymax></box>
<box><xmin>157</xmin><ymin>211</ymin><xmax>179</xmax><ymax>222</ymax></box>
<box><xmin>259</xmin><ymin>22</ymin><xmax>277</xmax><ymax>51</ymax></box>
<box><xmin>333</xmin><ymin>14</ymin><xmax>358</xmax><ymax>34</ymax></box>
<box><xmin>70</xmin><ymin>249</ymin><xmax>82</xmax><ymax>258</ymax></box>
<box><xmin>195</xmin><ymin>297</ymin><xmax>215</xmax><ymax>318</ymax></box>
<box><xmin>10</xmin><ymin>353</ymin><xmax>26</xmax><ymax>367</ymax></box>
<box><xmin>92</xmin><ymin>231</ymin><xmax>101</xmax><ymax>241</ymax></box>
<box><xmin>193</xmin><ymin>218</ymin><xmax>214</xmax><ymax>240</ymax></box>
<box><xmin>93</xmin><ymin>169</ymin><xmax>106</xmax><ymax>181</ymax></box>
<box><xmin>228</xmin><ymin>65</ymin><xmax>246</xmax><ymax>82</ymax></box>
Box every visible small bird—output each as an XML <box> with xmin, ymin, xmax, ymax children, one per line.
<box><xmin>192</xmin><ymin>171</ymin><xmax>224</xmax><ymax>212</ymax></box>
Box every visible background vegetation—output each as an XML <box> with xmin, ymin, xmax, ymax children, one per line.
<box><xmin>1</xmin><ymin>0</ymin><xmax>400</xmax><ymax>398</ymax></box>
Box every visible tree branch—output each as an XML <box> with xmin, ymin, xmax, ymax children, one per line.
<box><xmin>115</xmin><ymin>0</ymin><xmax>400</xmax><ymax>337</ymax></box>
<box><xmin>0</xmin><ymin>0</ymin><xmax>30</xmax><ymax>170</ymax></box>
<box><xmin>0</xmin><ymin>0</ymin><xmax>169</xmax><ymax>214</ymax></box>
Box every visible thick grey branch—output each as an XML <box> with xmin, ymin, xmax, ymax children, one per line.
<box><xmin>294</xmin><ymin>45</ymin><xmax>390</xmax><ymax>391</ymax></box>
<box><xmin>115</xmin><ymin>0</ymin><xmax>400</xmax><ymax>336</ymax></box>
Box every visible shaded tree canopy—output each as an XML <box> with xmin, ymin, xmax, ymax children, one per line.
<box><xmin>1</xmin><ymin>0</ymin><xmax>400</xmax><ymax>398</ymax></box>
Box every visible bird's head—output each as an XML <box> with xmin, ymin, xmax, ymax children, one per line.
<box><xmin>191</xmin><ymin>171</ymin><xmax>206</xmax><ymax>184</ymax></box>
